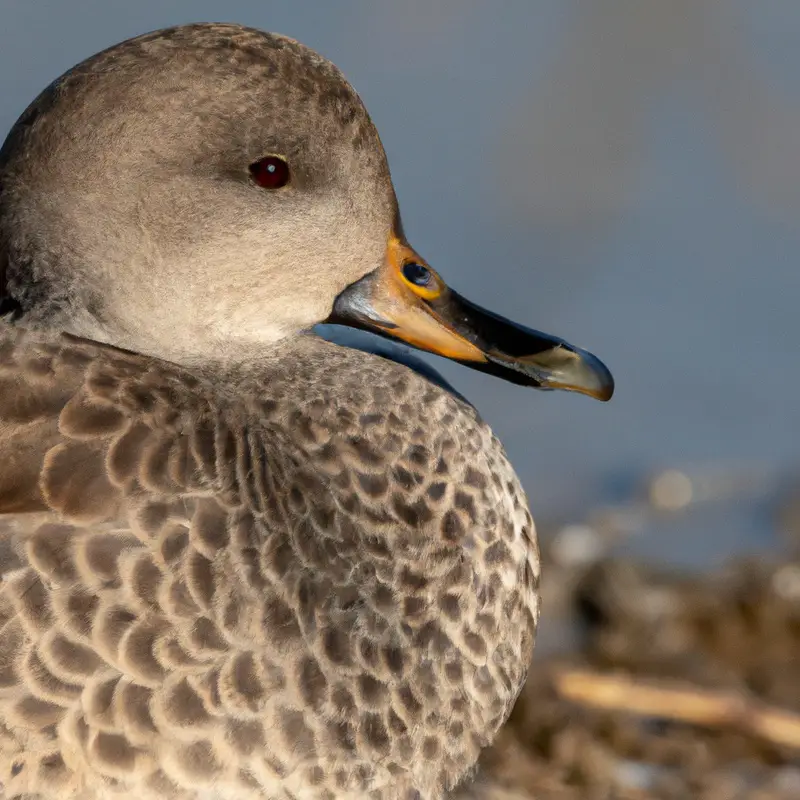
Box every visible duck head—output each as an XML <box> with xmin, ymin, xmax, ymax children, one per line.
<box><xmin>0</xmin><ymin>23</ymin><xmax>612</xmax><ymax>400</ymax></box>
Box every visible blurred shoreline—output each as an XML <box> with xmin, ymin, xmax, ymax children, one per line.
<box><xmin>460</xmin><ymin>461</ymin><xmax>800</xmax><ymax>799</ymax></box>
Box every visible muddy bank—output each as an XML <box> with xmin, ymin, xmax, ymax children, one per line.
<box><xmin>463</xmin><ymin>537</ymin><xmax>800</xmax><ymax>798</ymax></box>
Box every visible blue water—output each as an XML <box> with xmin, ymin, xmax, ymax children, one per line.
<box><xmin>2</xmin><ymin>1</ymin><xmax>798</xmax><ymax>567</ymax></box>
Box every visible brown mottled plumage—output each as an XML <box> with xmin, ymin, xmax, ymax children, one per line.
<box><xmin>0</xmin><ymin>329</ymin><xmax>537</xmax><ymax>800</ymax></box>
<box><xmin>0</xmin><ymin>21</ymin><xmax>611</xmax><ymax>800</ymax></box>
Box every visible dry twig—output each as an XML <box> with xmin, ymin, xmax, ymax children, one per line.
<box><xmin>553</xmin><ymin>667</ymin><xmax>800</xmax><ymax>750</ymax></box>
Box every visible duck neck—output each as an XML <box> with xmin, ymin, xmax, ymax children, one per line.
<box><xmin>208</xmin><ymin>333</ymin><xmax>486</xmax><ymax>561</ymax></box>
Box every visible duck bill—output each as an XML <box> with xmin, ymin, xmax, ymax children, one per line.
<box><xmin>327</xmin><ymin>255</ymin><xmax>614</xmax><ymax>401</ymax></box>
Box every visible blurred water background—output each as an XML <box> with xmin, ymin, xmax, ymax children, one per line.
<box><xmin>1</xmin><ymin>0</ymin><xmax>798</xmax><ymax>572</ymax></box>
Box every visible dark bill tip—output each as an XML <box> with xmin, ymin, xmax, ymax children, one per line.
<box><xmin>443</xmin><ymin>292</ymin><xmax>615</xmax><ymax>401</ymax></box>
<box><xmin>480</xmin><ymin>341</ymin><xmax>615</xmax><ymax>401</ymax></box>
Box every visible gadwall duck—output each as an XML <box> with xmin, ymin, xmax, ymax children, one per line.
<box><xmin>0</xmin><ymin>23</ymin><xmax>613</xmax><ymax>800</ymax></box>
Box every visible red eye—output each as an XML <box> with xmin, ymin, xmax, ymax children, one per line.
<box><xmin>249</xmin><ymin>155</ymin><xmax>290</xmax><ymax>189</ymax></box>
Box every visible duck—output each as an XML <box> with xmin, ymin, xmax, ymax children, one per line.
<box><xmin>0</xmin><ymin>22</ymin><xmax>613</xmax><ymax>800</ymax></box>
